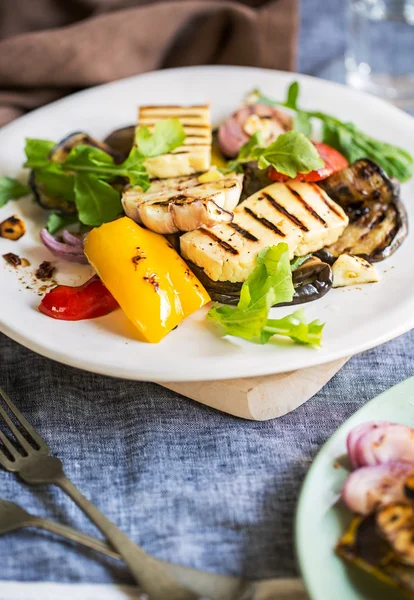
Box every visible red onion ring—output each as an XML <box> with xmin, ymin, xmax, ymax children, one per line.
<box><xmin>217</xmin><ymin>103</ymin><xmax>292</xmax><ymax>158</ymax></box>
<box><xmin>342</xmin><ymin>462</ymin><xmax>414</xmax><ymax>515</ymax></box>
<box><xmin>347</xmin><ymin>421</ymin><xmax>392</xmax><ymax>468</ymax></box>
<box><xmin>355</xmin><ymin>423</ymin><xmax>414</xmax><ymax>466</ymax></box>
<box><xmin>61</xmin><ymin>229</ymin><xmax>84</xmax><ymax>247</ymax></box>
<box><xmin>40</xmin><ymin>228</ymin><xmax>88</xmax><ymax>264</ymax></box>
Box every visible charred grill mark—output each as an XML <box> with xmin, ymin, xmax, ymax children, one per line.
<box><xmin>286</xmin><ymin>185</ymin><xmax>328</xmax><ymax>227</ymax></box>
<box><xmin>199</xmin><ymin>229</ymin><xmax>239</xmax><ymax>254</ymax></box>
<box><xmin>229</xmin><ymin>222</ymin><xmax>259</xmax><ymax>242</ymax></box>
<box><xmin>140</xmin><ymin>105</ymin><xmax>209</xmax><ymax>110</ymax></box>
<box><xmin>262</xmin><ymin>192</ymin><xmax>308</xmax><ymax>231</ymax></box>
<box><xmin>143</xmin><ymin>273</ymin><xmax>159</xmax><ymax>292</ymax></box>
<box><xmin>132</xmin><ymin>246</ymin><xmax>146</xmax><ymax>269</ymax></box>
<box><xmin>311</xmin><ymin>184</ymin><xmax>345</xmax><ymax>219</ymax></box>
<box><xmin>358</xmin><ymin>211</ymin><xmax>387</xmax><ymax>241</ymax></box>
<box><xmin>139</xmin><ymin>123</ymin><xmax>209</xmax><ymax>129</ymax></box>
<box><xmin>244</xmin><ymin>207</ymin><xmax>286</xmax><ymax>236</ymax></box>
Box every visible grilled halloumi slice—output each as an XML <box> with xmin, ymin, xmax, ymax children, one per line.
<box><xmin>122</xmin><ymin>173</ymin><xmax>243</xmax><ymax>234</ymax></box>
<box><xmin>180</xmin><ymin>181</ymin><xmax>349</xmax><ymax>282</ymax></box>
<box><xmin>332</xmin><ymin>254</ymin><xmax>379</xmax><ymax>288</ymax></box>
<box><xmin>137</xmin><ymin>105</ymin><xmax>211</xmax><ymax>178</ymax></box>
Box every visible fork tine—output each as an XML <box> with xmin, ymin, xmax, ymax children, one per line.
<box><xmin>0</xmin><ymin>431</ymin><xmax>19</xmax><ymax>459</ymax></box>
<box><xmin>0</xmin><ymin>389</ymin><xmax>48</xmax><ymax>452</ymax></box>
<box><xmin>0</xmin><ymin>446</ymin><xmax>18</xmax><ymax>471</ymax></box>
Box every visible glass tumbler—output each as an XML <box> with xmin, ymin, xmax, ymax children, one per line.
<box><xmin>346</xmin><ymin>0</ymin><xmax>414</xmax><ymax>107</ymax></box>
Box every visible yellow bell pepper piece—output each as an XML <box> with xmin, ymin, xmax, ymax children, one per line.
<box><xmin>84</xmin><ymin>217</ymin><xmax>210</xmax><ymax>343</ymax></box>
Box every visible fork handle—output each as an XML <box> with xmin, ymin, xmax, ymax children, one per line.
<box><xmin>30</xmin><ymin>516</ymin><xmax>121</xmax><ymax>560</ymax></box>
<box><xmin>56</xmin><ymin>475</ymin><xmax>198</xmax><ymax>600</ymax></box>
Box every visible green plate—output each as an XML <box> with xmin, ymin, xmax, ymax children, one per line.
<box><xmin>296</xmin><ymin>377</ymin><xmax>414</xmax><ymax>600</ymax></box>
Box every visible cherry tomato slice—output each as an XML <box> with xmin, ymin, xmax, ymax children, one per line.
<box><xmin>268</xmin><ymin>142</ymin><xmax>348</xmax><ymax>183</ymax></box>
<box><xmin>39</xmin><ymin>276</ymin><xmax>118</xmax><ymax>321</ymax></box>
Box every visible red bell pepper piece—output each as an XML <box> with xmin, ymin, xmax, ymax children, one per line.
<box><xmin>39</xmin><ymin>276</ymin><xmax>118</xmax><ymax>321</ymax></box>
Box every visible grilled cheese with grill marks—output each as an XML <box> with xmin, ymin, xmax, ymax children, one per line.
<box><xmin>180</xmin><ymin>181</ymin><xmax>349</xmax><ymax>282</ymax></box>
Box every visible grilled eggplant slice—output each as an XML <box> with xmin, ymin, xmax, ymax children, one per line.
<box><xmin>51</xmin><ymin>132</ymin><xmax>124</xmax><ymax>164</ymax></box>
<box><xmin>103</xmin><ymin>125</ymin><xmax>135</xmax><ymax>161</ymax></box>
<box><xmin>187</xmin><ymin>256</ymin><xmax>332</xmax><ymax>306</ymax></box>
<box><xmin>240</xmin><ymin>161</ymin><xmax>272</xmax><ymax>201</ymax></box>
<box><xmin>30</xmin><ymin>132</ymin><xmax>125</xmax><ymax>215</ymax></box>
<box><xmin>29</xmin><ymin>170</ymin><xmax>77</xmax><ymax>215</ymax></box>
<box><xmin>337</xmin><ymin>515</ymin><xmax>414</xmax><ymax>599</ymax></box>
<box><xmin>319</xmin><ymin>159</ymin><xmax>408</xmax><ymax>262</ymax></box>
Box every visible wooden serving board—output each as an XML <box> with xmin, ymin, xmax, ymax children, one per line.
<box><xmin>158</xmin><ymin>358</ymin><xmax>349</xmax><ymax>420</ymax></box>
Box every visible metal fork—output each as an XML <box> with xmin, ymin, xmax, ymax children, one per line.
<box><xmin>0</xmin><ymin>388</ymin><xmax>198</xmax><ymax>600</ymax></box>
<box><xmin>0</xmin><ymin>498</ymin><xmax>250</xmax><ymax>600</ymax></box>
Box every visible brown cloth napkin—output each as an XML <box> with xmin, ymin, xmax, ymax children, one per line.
<box><xmin>0</xmin><ymin>0</ymin><xmax>297</xmax><ymax>127</ymax></box>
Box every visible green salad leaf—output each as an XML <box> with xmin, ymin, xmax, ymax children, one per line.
<box><xmin>0</xmin><ymin>177</ymin><xmax>31</xmax><ymax>207</ymax></box>
<box><xmin>74</xmin><ymin>174</ymin><xmax>123</xmax><ymax>227</ymax></box>
<box><xmin>261</xmin><ymin>309</ymin><xmax>324</xmax><ymax>346</ymax></box>
<box><xmin>24</xmin><ymin>139</ymin><xmax>55</xmax><ymax>168</ymax></box>
<box><xmin>22</xmin><ymin>118</ymin><xmax>185</xmax><ymax>227</ymax></box>
<box><xmin>33</xmin><ymin>167</ymin><xmax>76</xmax><ymax>203</ymax></box>
<box><xmin>208</xmin><ymin>244</ymin><xmax>324</xmax><ymax>346</ymax></box>
<box><xmin>46</xmin><ymin>212</ymin><xmax>78</xmax><ymax>234</ymax></box>
<box><xmin>135</xmin><ymin>118</ymin><xmax>186</xmax><ymax>158</ymax></box>
<box><xmin>253</xmin><ymin>130</ymin><xmax>324</xmax><ymax>176</ymax></box>
<box><xmin>290</xmin><ymin>254</ymin><xmax>312</xmax><ymax>272</ymax></box>
<box><xmin>252</xmin><ymin>82</ymin><xmax>414</xmax><ymax>182</ymax></box>
<box><xmin>223</xmin><ymin>130</ymin><xmax>323</xmax><ymax>178</ymax></box>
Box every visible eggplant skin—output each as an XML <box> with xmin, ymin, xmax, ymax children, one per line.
<box><xmin>319</xmin><ymin>159</ymin><xmax>408</xmax><ymax>263</ymax></box>
<box><xmin>187</xmin><ymin>257</ymin><xmax>332</xmax><ymax>306</ymax></box>
<box><xmin>103</xmin><ymin>126</ymin><xmax>135</xmax><ymax>162</ymax></box>
<box><xmin>29</xmin><ymin>170</ymin><xmax>77</xmax><ymax>216</ymax></box>
<box><xmin>337</xmin><ymin>516</ymin><xmax>414</xmax><ymax>599</ymax></box>
<box><xmin>240</xmin><ymin>161</ymin><xmax>272</xmax><ymax>201</ymax></box>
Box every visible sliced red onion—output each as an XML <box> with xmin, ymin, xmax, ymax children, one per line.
<box><xmin>62</xmin><ymin>229</ymin><xmax>84</xmax><ymax>247</ymax></box>
<box><xmin>217</xmin><ymin>104</ymin><xmax>292</xmax><ymax>158</ymax></box>
<box><xmin>347</xmin><ymin>421</ymin><xmax>392</xmax><ymax>468</ymax></box>
<box><xmin>342</xmin><ymin>462</ymin><xmax>414</xmax><ymax>515</ymax></box>
<box><xmin>355</xmin><ymin>423</ymin><xmax>414</xmax><ymax>467</ymax></box>
<box><xmin>40</xmin><ymin>228</ymin><xmax>88</xmax><ymax>264</ymax></box>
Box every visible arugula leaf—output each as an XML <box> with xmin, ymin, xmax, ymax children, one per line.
<box><xmin>223</xmin><ymin>130</ymin><xmax>323</xmax><ymax>178</ymax></box>
<box><xmin>286</xmin><ymin>81</ymin><xmax>299</xmax><ymax>109</ymax></box>
<box><xmin>251</xmin><ymin>82</ymin><xmax>414</xmax><ymax>182</ymax></box>
<box><xmin>253</xmin><ymin>131</ymin><xmax>324</xmax><ymax>176</ymax></box>
<box><xmin>61</xmin><ymin>145</ymin><xmax>150</xmax><ymax>190</ymax></box>
<box><xmin>74</xmin><ymin>174</ymin><xmax>123</xmax><ymax>227</ymax></box>
<box><xmin>208</xmin><ymin>244</ymin><xmax>294</xmax><ymax>342</ymax></box>
<box><xmin>290</xmin><ymin>254</ymin><xmax>312</xmax><ymax>272</ymax></box>
<box><xmin>293</xmin><ymin>111</ymin><xmax>313</xmax><ymax>136</ymax></box>
<box><xmin>21</xmin><ymin>119</ymin><xmax>186</xmax><ymax>227</ymax></box>
<box><xmin>0</xmin><ymin>177</ymin><xmax>31</xmax><ymax>207</ymax></box>
<box><xmin>135</xmin><ymin>119</ymin><xmax>186</xmax><ymax>158</ymax></box>
<box><xmin>63</xmin><ymin>145</ymin><xmax>114</xmax><ymax>168</ymax></box>
<box><xmin>24</xmin><ymin>139</ymin><xmax>55</xmax><ymax>168</ymax></box>
<box><xmin>33</xmin><ymin>167</ymin><xmax>75</xmax><ymax>203</ymax></box>
<box><xmin>261</xmin><ymin>309</ymin><xmax>324</xmax><ymax>346</ymax></box>
<box><xmin>47</xmin><ymin>212</ymin><xmax>79</xmax><ymax>234</ymax></box>
<box><xmin>117</xmin><ymin>148</ymin><xmax>151</xmax><ymax>188</ymax></box>
<box><xmin>208</xmin><ymin>244</ymin><xmax>324</xmax><ymax>346</ymax></box>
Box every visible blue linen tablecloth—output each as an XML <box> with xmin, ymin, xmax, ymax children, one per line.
<box><xmin>0</xmin><ymin>0</ymin><xmax>413</xmax><ymax>590</ymax></box>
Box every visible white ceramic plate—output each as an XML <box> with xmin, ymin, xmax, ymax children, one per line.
<box><xmin>296</xmin><ymin>377</ymin><xmax>414</xmax><ymax>600</ymax></box>
<box><xmin>0</xmin><ymin>66</ymin><xmax>413</xmax><ymax>382</ymax></box>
